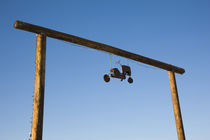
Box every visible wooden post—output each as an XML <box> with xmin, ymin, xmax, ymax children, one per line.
<box><xmin>168</xmin><ymin>71</ymin><xmax>185</xmax><ymax>140</ymax></box>
<box><xmin>31</xmin><ymin>34</ymin><xmax>47</xmax><ymax>140</ymax></box>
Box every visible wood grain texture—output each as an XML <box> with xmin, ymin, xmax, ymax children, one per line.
<box><xmin>32</xmin><ymin>34</ymin><xmax>46</xmax><ymax>140</ymax></box>
<box><xmin>168</xmin><ymin>71</ymin><xmax>186</xmax><ymax>140</ymax></box>
<box><xmin>14</xmin><ymin>20</ymin><xmax>185</xmax><ymax>74</ymax></box>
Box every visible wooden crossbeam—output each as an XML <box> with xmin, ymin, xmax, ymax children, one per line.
<box><xmin>14</xmin><ymin>20</ymin><xmax>185</xmax><ymax>74</ymax></box>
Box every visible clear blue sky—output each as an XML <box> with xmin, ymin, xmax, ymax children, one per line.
<box><xmin>0</xmin><ymin>0</ymin><xmax>210</xmax><ymax>140</ymax></box>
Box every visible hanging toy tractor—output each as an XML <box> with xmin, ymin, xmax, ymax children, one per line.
<box><xmin>104</xmin><ymin>65</ymin><xmax>133</xmax><ymax>83</ymax></box>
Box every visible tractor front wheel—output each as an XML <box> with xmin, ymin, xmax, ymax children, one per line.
<box><xmin>104</xmin><ymin>74</ymin><xmax>110</xmax><ymax>82</ymax></box>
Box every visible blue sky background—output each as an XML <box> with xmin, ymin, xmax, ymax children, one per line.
<box><xmin>0</xmin><ymin>0</ymin><xmax>210</xmax><ymax>140</ymax></box>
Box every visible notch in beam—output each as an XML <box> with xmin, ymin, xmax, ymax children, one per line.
<box><xmin>14</xmin><ymin>20</ymin><xmax>185</xmax><ymax>74</ymax></box>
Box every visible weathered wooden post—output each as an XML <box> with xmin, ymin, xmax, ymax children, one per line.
<box><xmin>31</xmin><ymin>34</ymin><xmax>46</xmax><ymax>140</ymax></box>
<box><xmin>168</xmin><ymin>71</ymin><xmax>185</xmax><ymax>140</ymax></box>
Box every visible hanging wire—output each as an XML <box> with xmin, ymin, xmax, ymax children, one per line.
<box><xmin>62</xmin><ymin>41</ymin><xmax>87</xmax><ymax>50</ymax></box>
<box><xmin>61</xmin><ymin>40</ymin><xmax>113</xmax><ymax>55</ymax></box>
<box><xmin>26</xmin><ymin>91</ymin><xmax>34</xmax><ymax>140</ymax></box>
<box><xmin>61</xmin><ymin>40</ymin><xmax>118</xmax><ymax>69</ymax></box>
<box><xmin>61</xmin><ymin>40</ymin><xmax>159</xmax><ymax>71</ymax></box>
<box><xmin>126</xmin><ymin>59</ymin><xmax>129</xmax><ymax>66</ymax></box>
<box><xmin>130</xmin><ymin>59</ymin><xmax>158</xmax><ymax>71</ymax></box>
<box><xmin>116</xmin><ymin>60</ymin><xmax>121</xmax><ymax>65</ymax></box>
<box><xmin>28</xmin><ymin>45</ymin><xmax>36</xmax><ymax>140</ymax></box>
<box><xmin>109</xmin><ymin>53</ymin><xmax>112</xmax><ymax>69</ymax></box>
<box><xmin>28</xmin><ymin>95</ymin><xmax>33</xmax><ymax>140</ymax></box>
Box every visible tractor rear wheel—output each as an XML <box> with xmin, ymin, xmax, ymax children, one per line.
<box><xmin>128</xmin><ymin>77</ymin><xmax>133</xmax><ymax>84</ymax></box>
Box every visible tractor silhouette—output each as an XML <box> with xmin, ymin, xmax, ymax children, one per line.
<box><xmin>104</xmin><ymin>65</ymin><xmax>133</xmax><ymax>83</ymax></box>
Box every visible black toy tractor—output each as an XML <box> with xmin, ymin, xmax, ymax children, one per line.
<box><xmin>104</xmin><ymin>65</ymin><xmax>133</xmax><ymax>83</ymax></box>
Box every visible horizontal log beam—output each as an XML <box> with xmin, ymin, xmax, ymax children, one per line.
<box><xmin>14</xmin><ymin>20</ymin><xmax>185</xmax><ymax>74</ymax></box>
